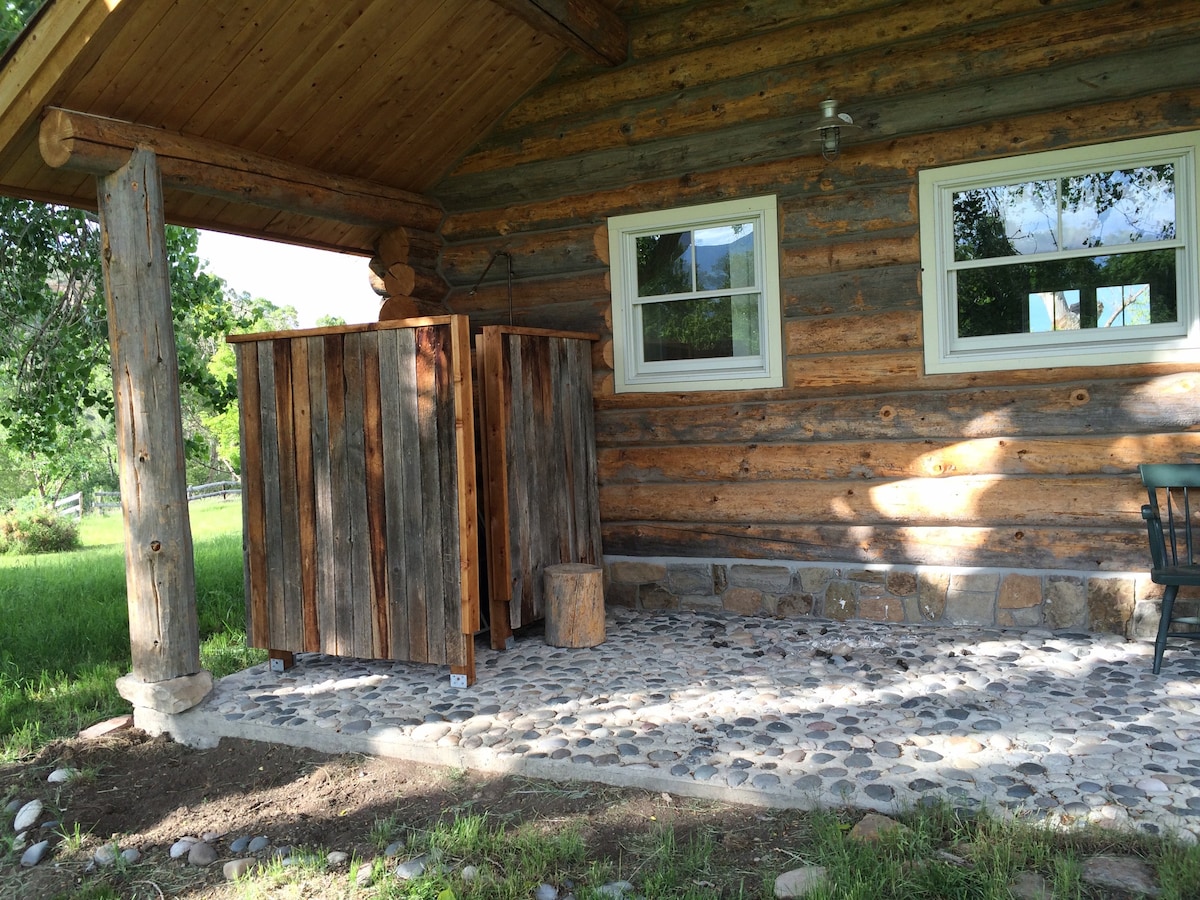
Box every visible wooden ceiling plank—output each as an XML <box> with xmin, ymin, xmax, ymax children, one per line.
<box><xmin>490</xmin><ymin>0</ymin><xmax>627</xmax><ymax>66</ymax></box>
<box><xmin>40</xmin><ymin>107</ymin><xmax>444</xmax><ymax>232</ymax></box>
<box><xmin>361</xmin><ymin>24</ymin><xmax>565</xmax><ymax>190</ymax></box>
<box><xmin>179</xmin><ymin>0</ymin><xmax>380</xmax><ymax>141</ymax></box>
<box><xmin>307</xmin><ymin>2</ymin><xmax>534</xmax><ymax>182</ymax></box>
<box><xmin>242</xmin><ymin>0</ymin><xmax>447</xmax><ymax>164</ymax></box>
<box><xmin>116</xmin><ymin>1</ymin><xmax>300</xmax><ymax>129</ymax></box>
<box><xmin>64</xmin><ymin>0</ymin><xmax>208</xmax><ymax>122</ymax></box>
<box><xmin>262</xmin><ymin>0</ymin><xmax>455</xmax><ymax>168</ymax></box>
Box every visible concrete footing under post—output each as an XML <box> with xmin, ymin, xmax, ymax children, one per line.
<box><xmin>115</xmin><ymin>669</ymin><xmax>213</xmax><ymax>717</ymax></box>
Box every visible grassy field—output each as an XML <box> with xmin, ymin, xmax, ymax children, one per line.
<box><xmin>0</xmin><ymin>499</ymin><xmax>263</xmax><ymax>760</ymax></box>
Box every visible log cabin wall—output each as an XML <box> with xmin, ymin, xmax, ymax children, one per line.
<box><xmin>413</xmin><ymin>0</ymin><xmax>1200</xmax><ymax>638</ymax></box>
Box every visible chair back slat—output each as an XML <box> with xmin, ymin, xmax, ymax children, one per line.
<box><xmin>1141</xmin><ymin>464</ymin><xmax>1200</xmax><ymax>569</ymax></box>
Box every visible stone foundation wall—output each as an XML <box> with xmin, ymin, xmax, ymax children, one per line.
<box><xmin>603</xmin><ymin>557</ymin><xmax>1181</xmax><ymax>641</ymax></box>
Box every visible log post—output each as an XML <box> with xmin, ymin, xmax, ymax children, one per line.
<box><xmin>544</xmin><ymin>563</ymin><xmax>605</xmax><ymax>648</ymax></box>
<box><xmin>98</xmin><ymin>147</ymin><xmax>208</xmax><ymax>709</ymax></box>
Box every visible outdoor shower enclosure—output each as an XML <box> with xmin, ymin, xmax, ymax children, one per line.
<box><xmin>229</xmin><ymin>316</ymin><xmax>601</xmax><ymax>684</ymax></box>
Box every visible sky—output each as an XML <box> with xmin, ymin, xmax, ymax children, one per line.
<box><xmin>196</xmin><ymin>231</ymin><xmax>383</xmax><ymax>328</ymax></box>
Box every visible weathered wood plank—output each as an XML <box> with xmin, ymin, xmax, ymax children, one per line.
<box><xmin>378</xmin><ymin>327</ymin><xmax>411</xmax><ymax>662</ymax></box>
<box><xmin>307</xmin><ymin>338</ymin><xmax>335</xmax><ymax>655</ymax></box>
<box><xmin>477</xmin><ymin>327</ymin><xmax>514</xmax><ymax>648</ymax></box>
<box><xmin>507</xmin><ymin>334</ymin><xmax>535</xmax><ymax>627</ymax></box>
<box><xmin>417</xmin><ymin>326</ymin><xmax>448</xmax><ymax>663</ymax></box>
<box><xmin>342</xmin><ymin>332</ymin><xmax>373</xmax><ymax>658</ymax></box>
<box><xmin>598</xmin><ymin>433</ymin><xmax>1200</xmax><ymax>484</ymax></box>
<box><xmin>271</xmin><ymin>339</ymin><xmax>304</xmax><ymax>653</ymax></box>
<box><xmin>322</xmin><ymin>333</ymin><xmax>352</xmax><ymax>657</ymax></box>
<box><xmin>601</xmin><ymin>522</ymin><xmax>1147</xmax><ymax>572</ymax></box>
<box><xmin>234</xmin><ymin>345</ymin><xmax>269</xmax><ymax>649</ymax></box>
<box><xmin>290</xmin><ymin>338</ymin><xmax>319</xmax><ymax>653</ymax></box>
<box><xmin>448</xmin><ymin>315</ymin><xmax>480</xmax><ymax>642</ymax></box>
<box><xmin>256</xmin><ymin>341</ymin><xmax>286</xmax><ymax>652</ymax></box>
<box><xmin>786</xmin><ymin>310</ymin><xmax>922</xmax><ymax>356</ymax></box>
<box><xmin>361</xmin><ymin>332</ymin><xmax>390</xmax><ymax>659</ymax></box>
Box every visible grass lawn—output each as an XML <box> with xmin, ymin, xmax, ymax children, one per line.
<box><xmin>0</xmin><ymin>498</ymin><xmax>263</xmax><ymax>761</ymax></box>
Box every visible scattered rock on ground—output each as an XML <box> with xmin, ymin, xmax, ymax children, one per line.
<box><xmin>849</xmin><ymin>813</ymin><xmax>909</xmax><ymax>842</ymax></box>
<box><xmin>774</xmin><ymin>866</ymin><xmax>828</xmax><ymax>898</ymax></box>
<box><xmin>223</xmin><ymin>857</ymin><xmax>258</xmax><ymax>880</ymax></box>
<box><xmin>1009</xmin><ymin>871</ymin><xmax>1052</xmax><ymax>900</ymax></box>
<box><xmin>13</xmin><ymin>798</ymin><xmax>43</xmax><ymax>831</ymax></box>
<box><xmin>1081</xmin><ymin>856</ymin><xmax>1162</xmax><ymax>897</ymax></box>
<box><xmin>187</xmin><ymin>841</ymin><xmax>218</xmax><ymax>867</ymax></box>
<box><xmin>20</xmin><ymin>839</ymin><xmax>50</xmax><ymax>868</ymax></box>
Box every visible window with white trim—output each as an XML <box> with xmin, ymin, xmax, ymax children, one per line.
<box><xmin>919</xmin><ymin>132</ymin><xmax>1200</xmax><ymax>374</ymax></box>
<box><xmin>608</xmin><ymin>195</ymin><xmax>783</xmax><ymax>392</ymax></box>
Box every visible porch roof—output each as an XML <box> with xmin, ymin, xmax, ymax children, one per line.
<box><xmin>0</xmin><ymin>0</ymin><xmax>623</xmax><ymax>255</ymax></box>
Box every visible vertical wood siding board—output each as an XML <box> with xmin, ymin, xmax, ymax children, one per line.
<box><xmin>505</xmin><ymin>334</ymin><xmax>533</xmax><ymax>628</ymax></box>
<box><xmin>342</xmin><ymin>332</ymin><xmax>374</xmax><ymax>659</ymax></box>
<box><xmin>450</xmin><ymin>315</ymin><xmax>480</xmax><ymax>642</ymax></box>
<box><xmin>547</xmin><ymin>338</ymin><xmax>573</xmax><ymax>565</ymax></box>
<box><xmin>271</xmin><ymin>339</ymin><xmax>304</xmax><ymax>653</ymax></box>
<box><xmin>361</xmin><ymin>332</ymin><xmax>391</xmax><ymax>659</ymax></box>
<box><xmin>398</xmin><ymin>326</ymin><xmax>429</xmax><ymax>663</ymax></box>
<box><xmin>235</xmin><ymin>345</ymin><xmax>270</xmax><ymax>648</ymax></box>
<box><xmin>290</xmin><ymin>338</ymin><xmax>320</xmax><ymax>653</ymax></box>
<box><xmin>476</xmin><ymin>329</ymin><xmax>505</xmax><ymax>647</ymax></box>
<box><xmin>417</xmin><ymin>326</ymin><xmax>448</xmax><ymax>664</ymax></box>
<box><xmin>307</xmin><ymin>341</ymin><xmax>335</xmax><ymax>655</ymax></box>
<box><xmin>529</xmin><ymin>334</ymin><xmax>558</xmax><ymax>620</ymax></box>
<box><xmin>554</xmin><ymin>339</ymin><xmax>579</xmax><ymax>562</ymax></box>
<box><xmin>570</xmin><ymin>337</ymin><xmax>603</xmax><ymax>565</ymax></box>
<box><xmin>378</xmin><ymin>327</ymin><xmax>411</xmax><ymax>661</ymax></box>
<box><xmin>322</xmin><ymin>334</ymin><xmax>351</xmax><ymax>657</ymax></box>
<box><xmin>439</xmin><ymin>320</ymin><xmax>466</xmax><ymax>667</ymax></box>
<box><xmin>255</xmin><ymin>341</ymin><xmax>287</xmax><ymax>651</ymax></box>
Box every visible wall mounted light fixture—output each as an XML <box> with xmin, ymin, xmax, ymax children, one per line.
<box><xmin>811</xmin><ymin>98</ymin><xmax>858</xmax><ymax>161</ymax></box>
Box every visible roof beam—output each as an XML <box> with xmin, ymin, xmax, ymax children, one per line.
<box><xmin>39</xmin><ymin>107</ymin><xmax>443</xmax><ymax>233</ymax></box>
<box><xmin>491</xmin><ymin>0</ymin><xmax>627</xmax><ymax>66</ymax></box>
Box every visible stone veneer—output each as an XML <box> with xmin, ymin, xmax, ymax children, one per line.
<box><xmin>603</xmin><ymin>557</ymin><xmax>1186</xmax><ymax>641</ymax></box>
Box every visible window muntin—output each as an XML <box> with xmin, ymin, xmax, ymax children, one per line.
<box><xmin>919</xmin><ymin>133</ymin><xmax>1199</xmax><ymax>373</ymax></box>
<box><xmin>609</xmin><ymin>197</ymin><xmax>782</xmax><ymax>392</ymax></box>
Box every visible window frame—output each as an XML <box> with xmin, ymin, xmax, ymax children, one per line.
<box><xmin>608</xmin><ymin>195</ymin><xmax>783</xmax><ymax>393</ymax></box>
<box><xmin>918</xmin><ymin>131</ymin><xmax>1200</xmax><ymax>374</ymax></box>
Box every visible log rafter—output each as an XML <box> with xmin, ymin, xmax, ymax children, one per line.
<box><xmin>39</xmin><ymin>107</ymin><xmax>444</xmax><ymax>233</ymax></box>
<box><xmin>490</xmin><ymin>0</ymin><xmax>626</xmax><ymax>66</ymax></box>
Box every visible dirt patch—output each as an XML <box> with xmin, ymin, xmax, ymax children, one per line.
<box><xmin>2</xmin><ymin>728</ymin><xmax>809</xmax><ymax>898</ymax></box>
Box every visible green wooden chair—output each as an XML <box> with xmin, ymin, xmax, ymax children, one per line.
<box><xmin>1139</xmin><ymin>464</ymin><xmax>1200</xmax><ymax>674</ymax></box>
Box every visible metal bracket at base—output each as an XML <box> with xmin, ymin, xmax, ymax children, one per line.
<box><xmin>505</xmin><ymin>636</ymin><xmax>515</xmax><ymax>650</ymax></box>
<box><xmin>269</xmin><ymin>657</ymin><xmax>286</xmax><ymax>673</ymax></box>
<box><xmin>449</xmin><ymin>673</ymin><xmax>468</xmax><ymax>688</ymax></box>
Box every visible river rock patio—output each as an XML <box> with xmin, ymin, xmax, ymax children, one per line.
<box><xmin>143</xmin><ymin>609</ymin><xmax>1200</xmax><ymax>843</ymax></box>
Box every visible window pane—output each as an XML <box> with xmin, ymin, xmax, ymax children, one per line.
<box><xmin>1060</xmin><ymin>164</ymin><xmax>1176</xmax><ymax>250</ymax></box>
<box><xmin>642</xmin><ymin>294</ymin><xmax>761</xmax><ymax>361</ymax></box>
<box><xmin>954</xmin><ymin>180</ymin><xmax>1057</xmax><ymax>260</ymax></box>
<box><xmin>636</xmin><ymin>232</ymin><xmax>693</xmax><ymax>296</ymax></box>
<box><xmin>956</xmin><ymin>249</ymin><xmax>1177</xmax><ymax>337</ymax></box>
<box><xmin>695</xmin><ymin>222</ymin><xmax>757</xmax><ymax>290</ymax></box>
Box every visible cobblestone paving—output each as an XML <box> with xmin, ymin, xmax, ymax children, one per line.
<box><xmin>188</xmin><ymin>610</ymin><xmax>1200</xmax><ymax>841</ymax></box>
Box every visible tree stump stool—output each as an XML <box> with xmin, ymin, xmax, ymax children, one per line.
<box><xmin>544</xmin><ymin>563</ymin><xmax>605</xmax><ymax>648</ymax></box>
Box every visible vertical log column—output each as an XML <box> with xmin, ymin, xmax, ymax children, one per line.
<box><xmin>100</xmin><ymin>148</ymin><xmax>211</xmax><ymax>714</ymax></box>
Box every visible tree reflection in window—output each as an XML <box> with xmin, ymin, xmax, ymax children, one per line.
<box><xmin>952</xmin><ymin>165</ymin><xmax>1179</xmax><ymax>338</ymax></box>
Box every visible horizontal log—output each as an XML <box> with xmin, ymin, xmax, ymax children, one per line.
<box><xmin>601</xmin><ymin>522</ymin><xmax>1147</xmax><ymax>571</ymax></box>
<box><xmin>787</xmin><ymin>309</ymin><xmax>922</xmax><ymax>356</ymax></box>
<box><xmin>39</xmin><ymin>107</ymin><xmax>444</xmax><ymax>232</ymax></box>
<box><xmin>600</xmin><ymin>475</ymin><xmax>1145</xmax><ymax>528</ymax></box>
<box><xmin>597</xmin><ymin>433</ymin><xmax>1200</xmax><ymax>484</ymax></box>
<box><xmin>594</xmin><ymin>373</ymin><xmax>1200</xmax><ymax>442</ymax></box>
<box><xmin>781</xmin><ymin>184</ymin><xmax>916</xmax><ymax>241</ymax></box>
<box><xmin>460</xmin><ymin>298</ymin><xmax>610</xmax><ymax>334</ymax></box>
<box><xmin>447</xmin><ymin>269</ymin><xmax>609</xmax><ymax>317</ymax></box>
<box><xmin>785</xmin><ymin>265</ymin><xmax>922</xmax><ymax>318</ymax></box>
